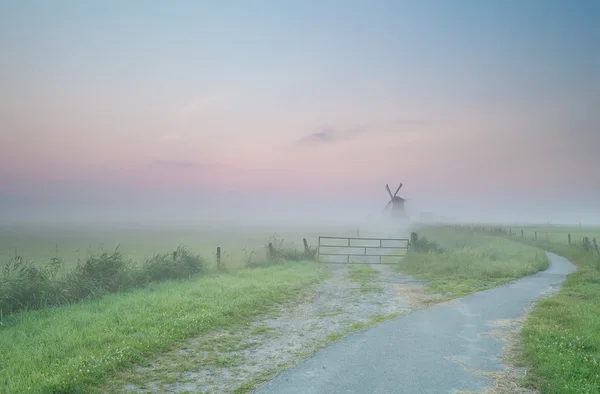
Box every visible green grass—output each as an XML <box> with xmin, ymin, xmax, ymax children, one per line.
<box><xmin>511</xmin><ymin>226</ymin><xmax>600</xmax><ymax>247</ymax></box>
<box><xmin>506</xmin><ymin>238</ymin><xmax>600</xmax><ymax>393</ymax></box>
<box><xmin>439</xmin><ymin>224</ymin><xmax>600</xmax><ymax>392</ymax></box>
<box><xmin>0</xmin><ymin>261</ymin><xmax>328</xmax><ymax>394</ymax></box>
<box><xmin>347</xmin><ymin>264</ymin><xmax>382</xmax><ymax>293</ymax></box>
<box><xmin>0</xmin><ymin>224</ymin><xmax>366</xmax><ymax>270</ymax></box>
<box><xmin>393</xmin><ymin>227</ymin><xmax>549</xmax><ymax>297</ymax></box>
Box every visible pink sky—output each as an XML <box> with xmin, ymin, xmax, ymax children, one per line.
<box><xmin>1</xmin><ymin>1</ymin><xmax>598</xmax><ymax>224</ymax></box>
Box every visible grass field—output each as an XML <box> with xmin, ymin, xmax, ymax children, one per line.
<box><xmin>0</xmin><ymin>223</ymin><xmax>394</xmax><ymax>270</ymax></box>
<box><xmin>448</xmin><ymin>223</ymin><xmax>600</xmax><ymax>393</ymax></box>
<box><xmin>511</xmin><ymin>225</ymin><xmax>600</xmax><ymax>247</ymax></box>
<box><xmin>392</xmin><ymin>227</ymin><xmax>549</xmax><ymax>297</ymax></box>
<box><xmin>0</xmin><ymin>261</ymin><xmax>328</xmax><ymax>394</ymax></box>
<box><xmin>505</xmin><ymin>228</ymin><xmax>600</xmax><ymax>393</ymax></box>
<box><xmin>0</xmin><ymin>221</ymin><xmax>570</xmax><ymax>393</ymax></box>
<box><xmin>0</xmin><ymin>221</ymin><xmax>402</xmax><ymax>393</ymax></box>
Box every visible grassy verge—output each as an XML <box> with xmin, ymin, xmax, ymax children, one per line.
<box><xmin>393</xmin><ymin>227</ymin><xmax>548</xmax><ymax>297</ymax></box>
<box><xmin>508</xmin><ymin>238</ymin><xmax>600</xmax><ymax>393</ymax></box>
<box><xmin>347</xmin><ymin>264</ymin><xmax>382</xmax><ymax>293</ymax></box>
<box><xmin>0</xmin><ymin>261</ymin><xmax>328</xmax><ymax>394</ymax></box>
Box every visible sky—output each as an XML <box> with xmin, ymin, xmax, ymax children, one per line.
<box><xmin>1</xmin><ymin>0</ymin><xmax>599</xmax><ymax>225</ymax></box>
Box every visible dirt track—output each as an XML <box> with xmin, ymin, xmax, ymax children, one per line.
<box><xmin>255</xmin><ymin>252</ymin><xmax>576</xmax><ymax>394</ymax></box>
<box><xmin>117</xmin><ymin>262</ymin><xmax>444</xmax><ymax>393</ymax></box>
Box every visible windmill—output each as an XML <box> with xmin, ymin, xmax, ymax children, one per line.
<box><xmin>383</xmin><ymin>183</ymin><xmax>407</xmax><ymax>219</ymax></box>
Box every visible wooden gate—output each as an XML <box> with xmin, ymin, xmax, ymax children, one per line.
<box><xmin>317</xmin><ymin>236</ymin><xmax>410</xmax><ymax>264</ymax></box>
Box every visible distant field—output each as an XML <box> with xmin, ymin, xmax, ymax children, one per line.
<box><xmin>451</xmin><ymin>223</ymin><xmax>600</xmax><ymax>246</ymax></box>
<box><xmin>0</xmin><ymin>222</ymin><xmax>407</xmax><ymax>269</ymax></box>
<box><xmin>507</xmin><ymin>225</ymin><xmax>600</xmax><ymax>246</ymax></box>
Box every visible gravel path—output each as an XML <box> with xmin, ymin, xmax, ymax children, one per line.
<box><xmin>255</xmin><ymin>252</ymin><xmax>577</xmax><ymax>394</ymax></box>
<box><xmin>117</xmin><ymin>261</ymin><xmax>443</xmax><ymax>393</ymax></box>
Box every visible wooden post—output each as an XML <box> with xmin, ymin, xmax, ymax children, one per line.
<box><xmin>303</xmin><ymin>238</ymin><xmax>311</xmax><ymax>258</ymax></box>
<box><xmin>593</xmin><ymin>238</ymin><xmax>599</xmax><ymax>254</ymax></box>
<box><xmin>216</xmin><ymin>247</ymin><xmax>221</xmax><ymax>272</ymax></box>
<box><xmin>521</xmin><ymin>229</ymin><xmax>524</xmax><ymax>238</ymax></box>
<box><xmin>583</xmin><ymin>237</ymin><xmax>589</xmax><ymax>252</ymax></box>
<box><xmin>546</xmin><ymin>232</ymin><xmax>549</xmax><ymax>241</ymax></box>
<box><xmin>509</xmin><ymin>228</ymin><xmax>512</xmax><ymax>236</ymax></box>
<box><xmin>410</xmin><ymin>232</ymin><xmax>418</xmax><ymax>250</ymax></box>
<box><xmin>568</xmin><ymin>233</ymin><xmax>571</xmax><ymax>245</ymax></box>
<box><xmin>268</xmin><ymin>242</ymin><xmax>275</xmax><ymax>259</ymax></box>
<box><xmin>534</xmin><ymin>232</ymin><xmax>537</xmax><ymax>241</ymax></box>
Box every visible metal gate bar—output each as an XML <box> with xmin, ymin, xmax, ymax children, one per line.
<box><xmin>317</xmin><ymin>236</ymin><xmax>410</xmax><ymax>264</ymax></box>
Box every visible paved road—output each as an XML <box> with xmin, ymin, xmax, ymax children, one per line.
<box><xmin>255</xmin><ymin>252</ymin><xmax>576</xmax><ymax>394</ymax></box>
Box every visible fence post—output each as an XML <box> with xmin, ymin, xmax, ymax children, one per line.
<box><xmin>583</xmin><ymin>237</ymin><xmax>589</xmax><ymax>252</ymax></box>
<box><xmin>593</xmin><ymin>238</ymin><xmax>599</xmax><ymax>254</ymax></box>
<box><xmin>509</xmin><ymin>228</ymin><xmax>512</xmax><ymax>236</ymax></box>
<box><xmin>216</xmin><ymin>246</ymin><xmax>221</xmax><ymax>272</ymax></box>
<box><xmin>268</xmin><ymin>242</ymin><xmax>275</xmax><ymax>259</ymax></box>
<box><xmin>534</xmin><ymin>231</ymin><xmax>537</xmax><ymax>241</ymax></box>
<box><xmin>568</xmin><ymin>233</ymin><xmax>571</xmax><ymax>245</ymax></box>
<box><xmin>303</xmin><ymin>238</ymin><xmax>311</xmax><ymax>257</ymax></box>
<box><xmin>546</xmin><ymin>232</ymin><xmax>549</xmax><ymax>241</ymax></box>
<box><xmin>410</xmin><ymin>232</ymin><xmax>418</xmax><ymax>250</ymax></box>
<box><xmin>521</xmin><ymin>229</ymin><xmax>524</xmax><ymax>238</ymax></box>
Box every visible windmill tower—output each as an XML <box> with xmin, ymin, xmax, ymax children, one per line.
<box><xmin>383</xmin><ymin>183</ymin><xmax>407</xmax><ymax>219</ymax></box>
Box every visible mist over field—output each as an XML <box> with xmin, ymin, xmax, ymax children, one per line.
<box><xmin>1</xmin><ymin>188</ymin><xmax>599</xmax><ymax>229</ymax></box>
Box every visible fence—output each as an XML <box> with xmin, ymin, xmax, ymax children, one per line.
<box><xmin>435</xmin><ymin>224</ymin><xmax>600</xmax><ymax>256</ymax></box>
<box><xmin>316</xmin><ymin>236</ymin><xmax>411</xmax><ymax>264</ymax></box>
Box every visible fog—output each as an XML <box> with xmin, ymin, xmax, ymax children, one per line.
<box><xmin>2</xmin><ymin>188</ymin><xmax>599</xmax><ymax>231</ymax></box>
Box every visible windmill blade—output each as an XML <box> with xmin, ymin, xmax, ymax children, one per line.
<box><xmin>382</xmin><ymin>200</ymin><xmax>392</xmax><ymax>213</ymax></box>
<box><xmin>394</xmin><ymin>183</ymin><xmax>403</xmax><ymax>197</ymax></box>
<box><xmin>385</xmin><ymin>184</ymin><xmax>394</xmax><ymax>199</ymax></box>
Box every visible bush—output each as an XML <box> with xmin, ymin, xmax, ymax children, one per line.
<box><xmin>139</xmin><ymin>246</ymin><xmax>208</xmax><ymax>283</ymax></box>
<box><xmin>0</xmin><ymin>245</ymin><xmax>208</xmax><ymax>319</ymax></box>
<box><xmin>411</xmin><ymin>234</ymin><xmax>445</xmax><ymax>254</ymax></box>
<box><xmin>0</xmin><ymin>256</ymin><xmax>61</xmax><ymax>314</ymax></box>
<box><xmin>69</xmin><ymin>247</ymin><xmax>132</xmax><ymax>300</ymax></box>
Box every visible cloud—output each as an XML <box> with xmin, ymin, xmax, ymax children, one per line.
<box><xmin>151</xmin><ymin>159</ymin><xmax>202</xmax><ymax>169</ymax></box>
<box><xmin>296</xmin><ymin>126</ymin><xmax>365</xmax><ymax>146</ymax></box>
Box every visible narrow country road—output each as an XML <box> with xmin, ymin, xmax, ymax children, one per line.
<box><xmin>255</xmin><ymin>252</ymin><xmax>577</xmax><ymax>394</ymax></box>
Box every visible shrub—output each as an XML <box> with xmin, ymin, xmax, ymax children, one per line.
<box><xmin>411</xmin><ymin>235</ymin><xmax>445</xmax><ymax>254</ymax></box>
<box><xmin>140</xmin><ymin>246</ymin><xmax>208</xmax><ymax>283</ymax></box>
<box><xmin>0</xmin><ymin>245</ymin><xmax>208</xmax><ymax>319</ymax></box>
<box><xmin>69</xmin><ymin>247</ymin><xmax>133</xmax><ymax>300</ymax></box>
<box><xmin>0</xmin><ymin>256</ymin><xmax>56</xmax><ymax>314</ymax></box>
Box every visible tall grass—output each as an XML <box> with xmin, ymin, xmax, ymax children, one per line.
<box><xmin>0</xmin><ymin>239</ymin><xmax>313</xmax><ymax>319</ymax></box>
<box><xmin>394</xmin><ymin>227</ymin><xmax>549</xmax><ymax>297</ymax></box>
<box><xmin>0</xmin><ymin>246</ymin><xmax>208</xmax><ymax>318</ymax></box>
<box><xmin>0</xmin><ymin>261</ymin><xmax>327</xmax><ymax>394</ymax></box>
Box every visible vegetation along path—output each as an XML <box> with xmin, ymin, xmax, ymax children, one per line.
<box><xmin>113</xmin><ymin>263</ymin><xmax>444</xmax><ymax>393</ymax></box>
<box><xmin>256</xmin><ymin>252</ymin><xmax>577</xmax><ymax>394</ymax></box>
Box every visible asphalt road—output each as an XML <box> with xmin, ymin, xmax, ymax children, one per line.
<box><xmin>255</xmin><ymin>252</ymin><xmax>577</xmax><ymax>394</ymax></box>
